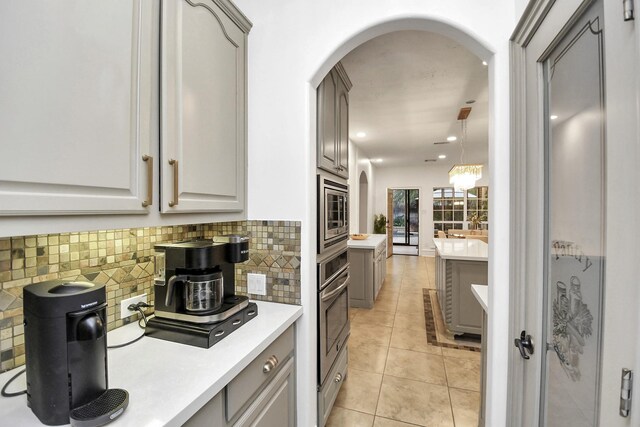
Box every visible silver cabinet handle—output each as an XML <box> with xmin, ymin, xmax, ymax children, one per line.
<box><xmin>142</xmin><ymin>155</ymin><xmax>153</xmax><ymax>207</ymax></box>
<box><xmin>168</xmin><ymin>159</ymin><xmax>179</xmax><ymax>207</ymax></box>
<box><xmin>232</xmin><ymin>319</ymin><xmax>242</xmax><ymax>326</ymax></box>
<box><xmin>263</xmin><ymin>355</ymin><xmax>279</xmax><ymax>373</ymax></box>
<box><xmin>335</xmin><ymin>373</ymin><xmax>343</xmax><ymax>383</ymax></box>
<box><xmin>214</xmin><ymin>330</ymin><xmax>225</xmax><ymax>337</ymax></box>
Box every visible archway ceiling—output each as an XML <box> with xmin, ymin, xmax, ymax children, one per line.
<box><xmin>341</xmin><ymin>30</ymin><xmax>488</xmax><ymax>168</ymax></box>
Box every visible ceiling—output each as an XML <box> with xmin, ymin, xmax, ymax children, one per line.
<box><xmin>340</xmin><ymin>30</ymin><xmax>488</xmax><ymax>168</ymax></box>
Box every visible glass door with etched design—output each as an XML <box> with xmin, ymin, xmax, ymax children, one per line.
<box><xmin>542</xmin><ymin>1</ymin><xmax>605</xmax><ymax>425</ymax></box>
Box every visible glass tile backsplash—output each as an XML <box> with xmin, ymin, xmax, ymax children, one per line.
<box><xmin>0</xmin><ymin>220</ymin><xmax>301</xmax><ymax>372</ymax></box>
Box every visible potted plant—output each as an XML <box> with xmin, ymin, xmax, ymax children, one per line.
<box><xmin>467</xmin><ymin>213</ymin><xmax>487</xmax><ymax>230</ymax></box>
<box><xmin>373</xmin><ymin>214</ymin><xmax>387</xmax><ymax>234</ymax></box>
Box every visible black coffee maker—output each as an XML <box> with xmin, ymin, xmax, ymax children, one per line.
<box><xmin>23</xmin><ymin>280</ymin><xmax>128</xmax><ymax>426</ymax></box>
<box><xmin>145</xmin><ymin>236</ymin><xmax>258</xmax><ymax>348</ymax></box>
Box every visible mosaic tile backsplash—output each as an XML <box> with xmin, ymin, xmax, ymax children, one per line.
<box><xmin>0</xmin><ymin>220</ymin><xmax>301</xmax><ymax>373</ymax></box>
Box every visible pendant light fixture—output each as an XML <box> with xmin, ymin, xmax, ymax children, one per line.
<box><xmin>449</xmin><ymin>107</ymin><xmax>482</xmax><ymax>191</ymax></box>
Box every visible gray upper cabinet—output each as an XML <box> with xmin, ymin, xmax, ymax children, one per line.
<box><xmin>0</xmin><ymin>0</ymin><xmax>251</xmax><ymax>217</ymax></box>
<box><xmin>317</xmin><ymin>63</ymin><xmax>352</xmax><ymax>179</ymax></box>
<box><xmin>161</xmin><ymin>0</ymin><xmax>251</xmax><ymax>213</ymax></box>
<box><xmin>0</xmin><ymin>0</ymin><xmax>155</xmax><ymax>215</ymax></box>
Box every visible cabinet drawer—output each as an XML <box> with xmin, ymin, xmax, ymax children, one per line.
<box><xmin>226</xmin><ymin>326</ymin><xmax>294</xmax><ymax>421</ymax></box>
<box><xmin>318</xmin><ymin>343</ymin><xmax>348</xmax><ymax>427</ymax></box>
<box><xmin>232</xmin><ymin>357</ymin><xmax>295</xmax><ymax>427</ymax></box>
<box><xmin>374</xmin><ymin>242</ymin><xmax>384</xmax><ymax>258</ymax></box>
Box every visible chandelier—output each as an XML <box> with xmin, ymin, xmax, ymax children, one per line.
<box><xmin>448</xmin><ymin>116</ymin><xmax>482</xmax><ymax>191</ymax></box>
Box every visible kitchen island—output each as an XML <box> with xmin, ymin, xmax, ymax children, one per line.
<box><xmin>0</xmin><ymin>301</ymin><xmax>302</xmax><ymax>427</ymax></box>
<box><xmin>348</xmin><ymin>234</ymin><xmax>387</xmax><ymax>308</ymax></box>
<box><xmin>433</xmin><ymin>238</ymin><xmax>488</xmax><ymax>336</ymax></box>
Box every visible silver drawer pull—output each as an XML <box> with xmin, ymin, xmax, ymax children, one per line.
<box><xmin>335</xmin><ymin>373</ymin><xmax>343</xmax><ymax>383</ymax></box>
<box><xmin>232</xmin><ymin>319</ymin><xmax>242</xmax><ymax>326</ymax></box>
<box><xmin>214</xmin><ymin>330</ymin><xmax>225</xmax><ymax>337</ymax></box>
<box><xmin>263</xmin><ymin>355</ymin><xmax>279</xmax><ymax>374</ymax></box>
<box><xmin>247</xmin><ymin>310</ymin><xmax>256</xmax><ymax>316</ymax></box>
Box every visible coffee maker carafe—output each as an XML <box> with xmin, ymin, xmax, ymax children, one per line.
<box><xmin>145</xmin><ymin>235</ymin><xmax>258</xmax><ymax>348</ymax></box>
<box><xmin>165</xmin><ymin>271</ymin><xmax>224</xmax><ymax>313</ymax></box>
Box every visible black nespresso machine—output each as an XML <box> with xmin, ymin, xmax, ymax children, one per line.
<box><xmin>23</xmin><ymin>280</ymin><xmax>128</xmax><ymax>426</ymax></box>
<box><xmin>145</xmin><ymin>236</ymin><xmax>258</xmax><ymax>348</ymax></box>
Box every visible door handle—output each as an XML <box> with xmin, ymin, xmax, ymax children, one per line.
<box><xmin>514</xmin><ymin>330</ymin><xmax>534</xmax><ymax>359</ymax></box>
<box><xmin>142</xmin><ymin>155</ymin><xmax>153</xmax><ymax>207</ymax></box>
<box><xmin>168</xmin><ymin>159</ymin><xmax>179</xmax><ymax>207</ymax></box>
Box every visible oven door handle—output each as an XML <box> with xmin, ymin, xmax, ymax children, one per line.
<box><xmin>321</xmin><ymin>275</ymin><xmax>350</xmax><ymax>302</ymax></box>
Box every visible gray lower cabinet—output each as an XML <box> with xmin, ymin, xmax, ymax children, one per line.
<box><xmin>184</xmin><ymin>326</ymin><xmax>295</xmax><ymax>427</ymax></box>
<box><xmin>349</xmin><ymin>242</ymin><xmax>386</xmax><ymax>308</ymax></box>
<box><xmin>434</xmin><ymin>254</ymin><xmax>487</xmax><ymax>335</ymax></box>
<box><xmin>318</xmin><ymin>343</ymin><xmax>348</xmax><ymax>427</ymax></box>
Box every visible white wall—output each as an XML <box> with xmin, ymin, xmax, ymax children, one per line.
<box><xmin>348</xmin><ymin>140</ymin><xmax>376</xmax><ymax>234</ymax></box>
<box><xmin>233</xmin><ymin>1</ymin><xmax>517</xmax><ymax>425</ymax></box>
<box><xmin>374</xmin><ymin>164</ymin><xmax>489</xmax><ymax>255</ymax></box>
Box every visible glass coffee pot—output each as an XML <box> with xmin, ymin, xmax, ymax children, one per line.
<box><xmin>164</xmin><ymin>272</ymin><xmax>223</xmax><ymax>313</ymax></box>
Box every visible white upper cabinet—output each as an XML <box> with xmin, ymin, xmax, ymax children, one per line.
<box><xmin>160</xmin><ymin>0</ymin><xmax>250</xmax><ymax>213</ymax></box>
<box><xmin>0</xmin><ymin>0</ymin><xmax>155</xmax><ymax>215</ymax></box>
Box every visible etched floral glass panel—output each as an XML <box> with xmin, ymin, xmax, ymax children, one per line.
<box><xmin>542</xmin><ymin>2</ymin><xmax>605</xmax><ymax>425</ymax></box>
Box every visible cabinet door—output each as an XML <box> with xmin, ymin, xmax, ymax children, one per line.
<box><xmin>161</xmin><ymin>0</ymin><xmax>247</xmax><ymax>213</ymax></box>
<box><xmin>317</xmin><ymin>70</ymin><xmax>338</xmax><ymax>174</ymax></box>
<box><xmin>336</xmin><ymin>78</ymin><xmax>349</xmax><ymax>179</ymax></box>
<box><xmin>0</xmin><ymin>0</ymin><xmax>154</xmax><ymax>215</ymax></box>
<box><xmin>183</xmin><ymin>391</ymin><xmax>224</xmax><ymax>427</ymax></box>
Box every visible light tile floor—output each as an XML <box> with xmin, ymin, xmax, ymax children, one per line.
<box><xmin>327</xmin><ymin>255</ymin><xmax>481</xmax><ymax>427</ymax></box>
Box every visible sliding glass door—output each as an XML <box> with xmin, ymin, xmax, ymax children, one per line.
<box><xmin>392</xmin><ymin>189</ymin><xmax>419</xmax><ymax>246</ymax></box>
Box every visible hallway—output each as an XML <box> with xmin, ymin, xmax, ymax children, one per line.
<box><xmin>327</xmin><ymin>255</ymin><xmax>481</xmax><ymax>427</ymax></box>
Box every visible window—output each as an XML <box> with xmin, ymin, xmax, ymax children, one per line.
<box><xmin>466</xmin><ymin>186</ymin><xmax>489</xmax><ymax>230</ymax></box>
<box><xmin>433</xmin><ymin>186</ymin><xmax>489</xmax><ymax>237</ymax></box>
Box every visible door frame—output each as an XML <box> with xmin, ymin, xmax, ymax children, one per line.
<box><xmin>387</xmin><ymin>186</ymin><xmax>422</xmax><ymax>255</ymax></box>
<box><xmin>390</xmin><ymin>188</ymin><xmax>420</xmax><ymax>247</ymax></box>
<box><xmin>509</xmin><ymin>0</ymin><xmax>640</xmax><ymax>425</ymax></box>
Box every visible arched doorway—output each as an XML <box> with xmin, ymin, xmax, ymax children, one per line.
<box><xmin>358</xmin><ymin>170</ymin><xmax>368</xmax><ymax>233</ymax></box>
<box><xmin>318</xmin><ymin>20</ymin><xmax>500</xmax><ymax>422</ymax></box>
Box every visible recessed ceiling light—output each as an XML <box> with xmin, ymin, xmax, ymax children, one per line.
<box><xmin>482</xmin><ymin>61</ymin><xmax>488</xmax><ymax>66</ymax></box>
<box><xmin>447</xmin><ymin>136</ymin><xmax>457</xmax><ymax>142</ymax></box>
<box><xmin>356</xmin><ymin>131</ymin><xmax>367</xmax><ymax>138</ymax></box>
<box><xmin>438</xmin><ymin>154</ymin><xmax>447</xmax><ymax>159</ymax></box>
<box><xmin>550</xmin><ymin>115</ymin><xmax>558</xmax><ymax>120</ymax></box>
<box><xmin>371</xmin><ymin>158</ymin><xmax>383</xmax><ymax>163</ymax></box>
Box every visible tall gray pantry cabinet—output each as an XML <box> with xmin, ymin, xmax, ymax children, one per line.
<box><xmin>0</xmin><ymin>0</ymin><xmax>249</xmax><ymax>216</ymax></box>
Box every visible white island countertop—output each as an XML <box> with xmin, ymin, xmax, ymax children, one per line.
<box><xmin>471</xmin><ymin>284</ymin><xmax>489</xmax><ymax>312</ymax></box>
<box><xmin>0</xmin><ymin>301</ymin><xmax>302</xmax><ymax>427</ymax></box>
<box><xmin>433</xmin><ymin>238</ymin><xmax>488</xmax><ymax>261</ymax></box>
<box><xmin>347</xmin><ymin>234</ymin><xmax>386</xmax><ymax>249</ymax></box>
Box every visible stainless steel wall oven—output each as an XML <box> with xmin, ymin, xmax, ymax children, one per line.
<box><xmin>317</xmin><ymin>173</ymin><xmax>349</xmax><ymax>254</ymax></box>
<box><xmin>317</xmin><ymin>247</ymin><xmax>350</xmax><ymax>385</ymax></box>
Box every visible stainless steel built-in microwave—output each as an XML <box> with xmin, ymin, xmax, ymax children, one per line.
<box><xmin>318</xmin><ymin>173</ymin><xmax>349</xmax><ymax>254</ymax></box>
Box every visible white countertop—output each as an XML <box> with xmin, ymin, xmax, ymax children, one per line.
<box><xmin>0</xmin><ymin>301</ymin><xmax>302</xmax><ymax>427</ymax></box>
<box><xmin>433</xmin><ymin>238</ymin><xmax>488</xmax><ymax>261</ymax></box>
<box><xmin>471</xmin><ymin>284</ymin><xmax>489</xmax><ymax>312</ymax></box>
<box><xmin>347</xmin><ymin>234</ymin><xmax>386</xmax><ymax>249</ymax></box>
